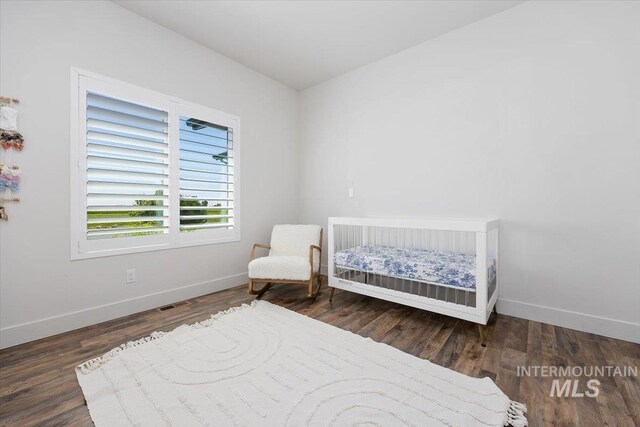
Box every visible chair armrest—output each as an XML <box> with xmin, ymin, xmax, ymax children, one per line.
<box><xmin>309</xmin><ymin>244</ymin><xmax>322</xmax><ymax>272</ymax></box>
<box><xmin>250</xmin><ymin>243</ymin><xmax>271</xmax><ymax>261</ymax></box>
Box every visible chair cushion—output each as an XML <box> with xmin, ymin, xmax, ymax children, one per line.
<box><xmin>248</xmin><ymin>256</ymin><xmax>313</xmax><ymax>281</ymax></box>
<box><xmin>269</xmin><ymin>224</ymin><xmax>322</xmax><ymax>268</ymax></box>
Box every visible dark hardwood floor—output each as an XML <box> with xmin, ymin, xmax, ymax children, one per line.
<box><xmin>1</xmin><ymin>282</ymin><xmax>638</xmax><ymax>426</ymax></box>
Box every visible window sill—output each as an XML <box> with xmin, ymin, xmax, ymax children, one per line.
<box><xmin>70</xmin><ymin>235</ymin><xmax>241</xmax><ymax>261</ymax></box>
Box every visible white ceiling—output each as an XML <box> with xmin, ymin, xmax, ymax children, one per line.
<box><xmin>114</xmin><ymin>1</ymin><xmax>524</xmax><ymax>90</ymax></box>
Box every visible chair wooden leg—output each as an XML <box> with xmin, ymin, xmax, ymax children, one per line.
<box><xmin>307</xmin><ymin>276</ymin><xmax>321</xmax><ymax>298</ymax></box>
<box><xmin>248</xmin><ymin>280</ymin><xmax>271</xmax><ymax>298</ymax></box>
<box><xmin>329</xmin><ymin>286</ymin><xmax>336</xmax><ymax>302</ymax></box>
<box><xmin>478</xmin><ymin>324</ymin><xmax>487</xmax><ymax>347</ymax></box>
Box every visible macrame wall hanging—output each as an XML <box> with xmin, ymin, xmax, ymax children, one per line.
<box><xmin>0</xmin><ymin>96</ymin><xmax>22</xmax><ymax>221</ymax></box>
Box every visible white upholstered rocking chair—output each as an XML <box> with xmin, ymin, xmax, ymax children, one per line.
<box><xmin>248</xmin><ymin>224</ymin><xmax>323</xmax><ymax>298</ymax></box>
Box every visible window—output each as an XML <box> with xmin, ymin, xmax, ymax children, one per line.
<box><xmin>71</xmin><ymin>69</ymin><xmax>240</xmax><ymax>259</ymax></box>
<box><xmin>178</xmin><ymin>114</ymin><xmax>234</xmax><ymax>235</ymax></box>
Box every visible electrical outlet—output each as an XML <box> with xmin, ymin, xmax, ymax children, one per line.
<box><xmin>126</xmin><ymin>268</ymin><xmax>136</xmax><ymax>284</ymax></box>
<box><xmin>347</xmin><ymin>186</ymin><xmax>354</xmax><ymax>198</ymax></box>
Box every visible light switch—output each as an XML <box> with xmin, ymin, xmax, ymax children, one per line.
<box><xmin>347</xmin><ymin>187</ymin><xmax>354</xmax><ymax>198</ymax></box>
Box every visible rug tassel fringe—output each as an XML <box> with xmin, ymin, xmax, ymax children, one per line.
<box><xmin>504</xmin><ymin>400</ymin><xmax>528</xmax><ymax>427</ymax></box>
<box><xmin>76</xmin><ymin>300</ymin><xmax>259</xmax><ymax>374</ymax></box>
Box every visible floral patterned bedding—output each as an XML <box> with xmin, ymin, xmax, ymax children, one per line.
<box><xmin>334</xmin><ymin>245</ymin><xmax>496</xmax><ymax>291</ymax></box>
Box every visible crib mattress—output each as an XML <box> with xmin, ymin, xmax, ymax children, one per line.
<box><xmin>334</xmin><ymin>245</ymin><xmax>496</xmax><ymax>291</ymax></box>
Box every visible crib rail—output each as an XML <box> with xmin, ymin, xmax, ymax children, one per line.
<box><xmin>333</xmin><ymin>268</ymin><xmax>479</xmax><ymax>307</ymax></box>
<box><xmin>487</xmin><ymin>227</ymin><xmax>499</xmax><ymax>306</ymax></box>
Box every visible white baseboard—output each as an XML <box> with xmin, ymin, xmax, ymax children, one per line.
<box><xmin>321</xmin><ymin>264</ymin><xmax>328</xmax><ymax>276</ymax></box>
<box><xmin>497</xmin><ymin>298</ymin><xmax>639</xmax><ymax>344</ymax></box>
<box><xmin>0</xmin><ymin>272</ymin><xmax>248</xmax><ymax>349</ymax></box>
<box><xmin>321</xmin><ymin>263</ymin><xmax>638</xmax><ymax>343</ymax></box>
<box><xmin>4</xmin><ymin>271</ymin><xmax>636</xmax><ymax>349</ymax></box>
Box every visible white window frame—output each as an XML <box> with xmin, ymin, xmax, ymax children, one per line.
<box><xmin>70</xmin><ymin>68</ymin><xmax>241</xmax><ymax>260</ymax></box>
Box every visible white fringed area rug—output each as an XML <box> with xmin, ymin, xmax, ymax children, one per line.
<box><xmin>76</xmin><ymin>300</ymin><xmax>528</xmax><ymax>427</ymax></box>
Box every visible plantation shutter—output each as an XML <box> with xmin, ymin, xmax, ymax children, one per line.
<box><xmin>85</xmin><ymin>93</ymin><xmax>170</xmax><ymax>239</ymax></box>
<box><xmin>72</xmin><ymin>70</ymin><xmax>240</xmax><ymax>258</ymax></box>
<box><xmin>178</xmin><ymin>116</ymin><xmax>234</xmax><ymax>232</ymax></box>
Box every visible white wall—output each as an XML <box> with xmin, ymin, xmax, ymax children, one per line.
<box><xmin>298</xmin><ymin>1</ymin><xmax>640</xmax><ymax>342</ymax></box>
<box><xmin>0</xmin><ymin>1</ymin><xmax>299</xmax><ymax>348</ymax></box>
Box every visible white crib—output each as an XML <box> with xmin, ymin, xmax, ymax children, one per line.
<box><xmin>328</xmin><ymin>217</ymin><xmax>499</xmax><ymax>345</ymax></box>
